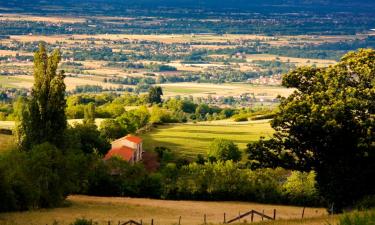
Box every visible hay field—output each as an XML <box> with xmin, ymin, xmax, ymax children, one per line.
<box><xmin>0</xmin><ymin>14</ymin><xmax>86</xmax><ymax>23</ymax></box>
<box><xmin>6</xmin><ymin>32</ymin><xmax>361</xmax><ymax>45</ymax></box>
<box><xmin>246</xmin><ymin>54</ymin><xmax>337</xmax><ymax>67</ymax></box>
<box><xmin>0</xmin><ymin>195</ymin><xmax>328</xmax><ymax>225</ymax></box>
<box><xmin>0</xmin><ymin>119</ymin><xmax>104</xmax><ymax>131</ymax></box>
<box><xmin>160</xmin><ymin>82</ymin><xmax>293</xmax><ymax>99</ymax></box>
<box><xmin>2</xmin><ymin>75</ymin><xmax>122</xmax><ymax>91</ymax></box>
<box><xmin>141</xmin><ymin>120</ymin><xmax>274</xmax><ymax>157</ymax></box>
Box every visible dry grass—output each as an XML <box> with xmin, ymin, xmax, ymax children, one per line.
<box><xmin>160</xmin><ymin>82</ymin><xmax>293</xmax><ymax>99</ymax></box>
<box><xmin>0</xmin><ymin>119</ymin><xmax>104</xmax><ymax>130</ymax></box>
<box><xmin>0</xmin><ymin>195</ymin><xmax>327</xmax><ymax>225</ymax></box>
<box><xmin>0</xmin><ymin>14</ymin><xmax>86</xmax><ymax>23</ymax></box>
<box><xmin>7</xmin><ymin>75</ymin><xmax>122</xmax><ymax>91</ymax></box>
<box><xmin>246</xmin><ymin>54</ymin><xmax>337</xmax><ymax>67</ymax></box>
<box><xmin>0</xmin><ymin>50</ymin><xmax>33</xmax><ymax>56</ymax></box>
<box><xmin>0</xmin><ymin>134</ymin><xmax>14</xmax><ymax>152</ymax></box>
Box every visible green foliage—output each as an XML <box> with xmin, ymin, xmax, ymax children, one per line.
<box><xmin>337</xmin><ymin>210</ymin><xmax>375</xmax><ymax>225</ymax></box>
<box><xmin>69</xmin><ymin>122</ymin><xmax>110</xmax><ymax>155</ymax></box>
<box><xmin>232</xmin><ymin>113</ymin><xmax>248</xmax><ymax>122</ymax></box>
<box><xmin>150</xmin><ymin>105</ymin><xmax>177</xmax><ymax>124</ymax></box>
<box><xmin>148</xmin><ymin>86</ymin><xmax>163</xmax><ymax>104</ymax></box>
<box><xmin>161</xmin><ymin>161</ymin><xmax>319</xmax><ymax>205</ymax></box>
<box><xmin>208</xmin><ymin>138</ymin><xmax>242</xmax><ymax>162</ymax></box>
<box><xmin>283</xmin><ymin>171</ymin><xmax>319</xmax><ymax>205</ymax></box>
<box><xmin>0</xmin><ymin>142</ymin><xmax>90</xmax><ymax>212</ymax></box>
<box><xmin>15</xmin><ymin>43</ymin><xmax>67</xmax><ymax>150</ymax></box>
<box><xmin>117</xmin><ymin>106</ymin><xmax>150</xmax><ymax>133</ymax></box>
<box><xmin>86</xmin><ymin>157</ymin><xmax>161</xmax><ymax>198</ymax></box>
<box><xmin>70</xmin><ymin>218</ymin><xmax>95</xmax><ymax>225</ymax></box>
<box><xmin>83</xmin><ymin>103</ymin><xmax>95</xmax><ymax>124</ymax></box>
<box><xmin>355</xmin><ymin>196</ymin><xmax>375</xmax><ymax>211</ymax></box>
<box><xmin>99</xmin><ymin>119</ymin><xmax>127</xmax><ymax>141</ymax></box>
<box><xmin>247</xmin><ymin>49</ymin><xmax>375</xmax><ymax>211</ymax></box>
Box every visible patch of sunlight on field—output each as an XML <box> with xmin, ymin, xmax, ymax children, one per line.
<box><xmin>0</xmin><ymin>121</ymin><xmax>15</xmax><ymax>129</ymax></box>
<box><xmin>0</xmin><ymin>134</ymin><xmax>14</xmax><ymax>152</ymax></box>
<box><xmin>141</xmin><ymin>120</ymin><xmax>274</xmax><ymax>157</ymax></box>
<box><xmin>0</xmin><ymin>195</ymin><xmax>327</xmax><ymax>225</ymax></box>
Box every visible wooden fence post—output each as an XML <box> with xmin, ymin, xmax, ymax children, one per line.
<box><xmin>204</xmin><ymin>214</ymin><xmax>207</xmax><ymax>224</ymax></box>
<box><xmin>140</xmin><ymin>219</ymin><xmax>143</xmax><ymax>225</ymax></box>
<box><xmin>302</xmin><ymin>207</ymin><xmax>306</xmax><ymax>219</ymax></box>
<box><xmin>262</xmin><ymin>210</ymin><xmax>264</xmax><ymax>221</ymax></box>
<box><xmin>223</xmin><ymin>213</ymin><xmax>226</xmax><ymax>224</ymax></box>
<box><xmin>238</xmin><ymin>211</ymin><xmax>240</xmax><ymax>223</ymax></box>
<box><xmin>151</xmin><ymin>219</ymin><xmax>154</xmax><ymax>225</ymax></box>
<box><xmin>251</xmin><ymin>211</ymin><xmax>254</xmax><ymax>223</ymax></box>
<box><xmin>108</xmin><ymin>221</ymin><xmax>111</xmax><ymax>225</ymax></box>
<box><xmin>273</xmin><ymin>209</ymin><xmax>276</xmax><ymax>220</ymax></box>
<box><xmin>178</xmin><ymin>216</ymin><xmax>181</xmax><ymax>225</ymax></box>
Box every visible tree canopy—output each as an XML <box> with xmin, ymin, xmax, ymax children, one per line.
<box><xmin>247</xmin><ymin>49</ymin><xmax>375</xmax><ymax>211</ymax></box>
<box><xmin>208</xmin><ymin>138</ymin><xmax>242</xmax><ymax>162</ymax></box>
<box><xmin>148</xmin><ymin>86</ymin><xmax>163</xmax><ymax>104</ymax></box>
<box><xmin>15</xmin><ymin>43</ymin><xmax>67</xmax><ymax>149</ymax></box>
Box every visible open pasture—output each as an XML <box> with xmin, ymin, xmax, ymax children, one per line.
<box><xmin>0</xmin><ymin>195</ymin><xmax>328</xmax><ymax>225</ymax></box>
<box><xmin>141</xmin><ymin>120</ymin><xmax>274</xmax><ymax>157</ymax></box>
<box><xmin>160</xmin><ymin>82</ymin><xmax>293</xmax><ymax>99</ymax></box>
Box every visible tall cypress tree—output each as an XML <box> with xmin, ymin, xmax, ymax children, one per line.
<box><xmin>16</xmin><ymin>43</ymin><xmax>67</xmax><ymax>149</ymax></box>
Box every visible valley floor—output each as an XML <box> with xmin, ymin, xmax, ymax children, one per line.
<box><xmin>0</xmin><ymin>195</ymin><xmax>331</xmax><ymax>225</ymax></box>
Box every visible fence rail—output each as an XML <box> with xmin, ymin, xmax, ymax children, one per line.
<box><xmin>225</xmin><ymin>209</ymin><xmax>276</xmax><ymax>224</ymax></box>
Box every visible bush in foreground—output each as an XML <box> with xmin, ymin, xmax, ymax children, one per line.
<box><xmin>337</xmin><ymin>210</ymin><xmax>375</xmax><ymax>225</ymax></box>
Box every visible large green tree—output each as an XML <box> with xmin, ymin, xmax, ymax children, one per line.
<box><xmin>247</xmin><ymin>49</ymin><xmax>375</xmax><ymax>211</ymax></box>
<box><xmin>208</xmin><ymin>138</ymin><xmax>242</xmax><ymax>162</ymax></box>
<box><xmin>148</xmin><ymin>86</ymin><xmax>163</xmax><ymax>104</ymax></box>
<box><xmin>16</xmin><ymin>43</ymin><xmax>67</xmax><ymax>149</ymax></box>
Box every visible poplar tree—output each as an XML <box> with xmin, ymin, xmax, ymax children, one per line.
<box><xmin>16</xmin><ymin>43</ymin><xmax>67</xmax><ymax>149</ymax></box>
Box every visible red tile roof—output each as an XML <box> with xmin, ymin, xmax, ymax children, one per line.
<box><xmin>125</xmin><ymin>135</ymin><xmax>142</xmax><ymax>144</ymax></box>
<box><xmin>104</xmin><ymin>146</ymin><xmax>134</xmax><ymax>162</ymax></box>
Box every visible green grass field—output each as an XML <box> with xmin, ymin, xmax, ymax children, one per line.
<box><xmin>141</xmin><ymin>120</ymin><xmax>274</xmax><ymax>157</ymax></box>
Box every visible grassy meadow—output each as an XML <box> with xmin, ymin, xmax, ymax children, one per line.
<box><xmin>0</xmin><ymin>195</ymin><xmax>328</xmax><ymax>225</ymax></box>
<box><xmin>141</xmin><ymin>120</ymin><xmax>274</xmax><ymax>157</ymax></box>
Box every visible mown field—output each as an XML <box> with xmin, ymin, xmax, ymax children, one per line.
<box><xmin>141</xmin><ymin>120</ymin><xmax>274</xmax><ymax>157</ymax></box>
<box><xmin>160</xmin><ymin>83</ymin><xmax>294</xmax><ymax>99</ymax></box>
<box><xmin>0</xmin><ymin>195</ymin><xmax>329</xmax><ymax>225</ymax></box>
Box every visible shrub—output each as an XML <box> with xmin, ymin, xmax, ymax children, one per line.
<box><xmin>282</xmin><ymin>171</ymin><xmax>319</xmax><ymax>205</ymax></box>
<box><xmin>355</xmin><ymin>195</ymin><xmax>375</xmax><ymax>211</ymax></box>
<box><xmin>232</xmin><ymin>114</ymin><xmax>248</xmax><ymax>122</ymax></box>
<box><xmin>0</xmin><ymin>142</ymin><xmax>91</xmax><ymax>212</ymax></box>
<box><xmin>208</xmin><ymin>139</ymin><xmax>242</xmax><ymax>162</ymax></box>
<box><xmin>70</xmin><ymin>218</ymin><xmax>96</xmax><ymax>225</ymax></box>
<box><xmin>338</xmin><ymin>210</ymin><xmax>375</xmax><ymax>225</ymax></box>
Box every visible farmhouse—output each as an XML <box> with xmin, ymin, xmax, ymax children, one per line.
<box><xmin>104</xmin><ymin>135</ymin><xmax>143</xmax><ymax>163</ymax></box>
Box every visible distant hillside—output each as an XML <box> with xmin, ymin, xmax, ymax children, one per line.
<box><xmin>2</xmin><ymin>0</ymin><xmax>375</xmax><ymax>14</ymax></box>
